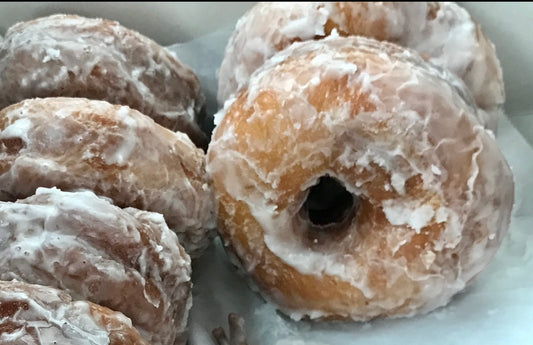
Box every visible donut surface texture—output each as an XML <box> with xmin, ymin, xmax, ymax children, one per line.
<box><xmin>0</xmin><ymin>14</ymin><xmax>208</xmax><ymax>148</ymax></box>
<box><xmin>218</xmin><ymin>2</ymin><xmax>504</xmax><ymax>131</ymax></box>
<box><xmin>0</xmin><ymin>187</ymin><xmax>191</xmax><ymax>345</ymax></box>
<box><xmin>0</xmin><ymin>280</ymin><xmax>149</xmax><ymax>345</ymax></box>
<box><xmin>0</xmin><ymin>97</ymin><xmax>215</xmax><ymax>257</ymax></box>
<box><xmin>207</xmin><ymin>36</ymin><xmax>514</xmax><ymax>321</ymax></box>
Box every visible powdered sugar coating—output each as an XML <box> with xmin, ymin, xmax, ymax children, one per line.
<box><xmin>0</xmin><ymin>188</ymin><xmax>192</xmax><ymax>345</ymax></box>
<box><xmin>208</xmin><ymin>36</ymin><xmax>514</xmax><ymax>320</ymax></box>
<box><xmin>0</xmin><ymin>278</ymin><xmax>150</xmax><ymax>344</ymax></box>
<box><xmin>0</xmin><ymin>97</ymin><xmax>215</xmax><ymax>257</ymax></box>
<box><xmin>217</xmin><ymin>2</ymin><xmax>504</xmax><ymax>131</ymax></box>
<box><xmin>0</xmin><ymin>14</ymin><xmax>208</xmax><ymax>148</ymax></box>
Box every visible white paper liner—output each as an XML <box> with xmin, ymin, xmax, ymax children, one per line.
<box><xmin>167</xmin><ymin>31</ymin><xmax>533</xmax><ymax>345</ymax></box>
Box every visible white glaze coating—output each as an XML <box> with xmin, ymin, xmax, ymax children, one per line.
<box><xmin>0</xmin><ymin>14</ymin><xmax>208</xmax><ymax>147</ymax></box>
<box><xmin>217</xmin><ymin>2</ymin><xmax>504</xmax><ymax>132</ymax></box>
<box><xmin>0</xmin><ymin>280</ymin><xmax>149</xmax><ymax>345</ymax></box>
<box><xmin>0</xmin><ymin>187</ymin><xmax>192</xmax><ymax>345</ymax></box>
<box><xmin>208</xmin><ymin>36</ymin><xmax>514</xmax><ymax>320</ymax></box>
<box><xmin>0</xmin><ymin>97</ymin><xmax>216</xmax><ymax>257</ymax></box>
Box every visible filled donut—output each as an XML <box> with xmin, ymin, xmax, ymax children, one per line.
<box><xmin>0</xmin><ymin>97</ymin><xmax>215</xmax><ymax>257</ymax></box>
<box><xmin>0</xmin><ymin>14</ymin><xmax>208</xmax><ymax>148</ymax></box>
<box><xmin>218</xmin><ymin>2</ymin><xmax>504</xmax><ymax>131</ymax></box>
<box><xmin>0</xmin><ymin>280</ymin><xmax>149</xmax><ymax>345</ymax></box>
<box><xmin>207</xmin><ymin>36</ymin><xmax>514</xmax><ymax>320</ymax></box>
<box><xmin>0</xmin><ymin>187</ymin><xmax>191</xmax><ymax>345</ymax></box>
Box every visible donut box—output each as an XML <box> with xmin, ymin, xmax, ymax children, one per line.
<box><xmin>0</xmin><ymin>3</ymin><xmax>532</xmax><ymax>345</ymax></box>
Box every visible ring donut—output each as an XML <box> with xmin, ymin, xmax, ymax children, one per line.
<box><xmin>0</xmin><ymin>14</ymin><xmax>208</xmax><ymax>148</ymax></box>
<box><xmin>0</xmin><ymin>280</ymin><xmax>149</xmax><ymax>345</ymax></box>
<box><xmin>217</xmin><ymin>2</ymin><xmax>504</xmax><ymax>131</ymax></box>
<box><xmin>0</xmin><ymin>97</ymin><xmax>214</xmax><ymax>257</ymax></box>
<box><xmin>0</xmin><ymin>187</ymin><xmax>191</xmax><ymax>345</ymax></box>
<box><xmin>207</xmin><ymin>36</ymin><xmax>514</xmax><ymax>320</ymax></box>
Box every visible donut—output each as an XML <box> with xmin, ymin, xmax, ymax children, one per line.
<box><xmin>0</xmin><ymin>14</ymin><xmax>208</xmax><ymax>148</ymax></box>
<box><xmin>0</xmin><ymin>97</ymin><xmax>215</xmax><ymax>257</ymax></box>
<box><xmin>207</xmin><ymin>36</ymin><xmax>514</xmax><ymax>320</ymax></box>
<box><xmin>0</xmin><ymin>280</ymin><xmax>149</xmax><ymax>345</ymax></box>
<box><xmin>0</xmin><ymin>187</ymin><xmax>191</xmax><ymax>345</ymax></box>
<box><xmin>217</xmin><ymin>2</ymin><xmax>504</xmax><ymax>131</ymax></box>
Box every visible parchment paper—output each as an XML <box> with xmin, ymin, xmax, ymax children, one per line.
<box><xmin>167</xmin><ymin>31</ymin><xmax>533</xmax><ymax>345</ymax></box>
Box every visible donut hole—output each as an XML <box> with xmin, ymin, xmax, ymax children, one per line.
<box><xmin>300</xmin><ymin>176</ymin><xmax>358</xmax><ymax>235</ymax></box>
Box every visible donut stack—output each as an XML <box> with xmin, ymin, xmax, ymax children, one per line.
<box><xmin>208</xmin><ymin>2</ymin><xmax>514</xmax><ymax>321</ymax></box>
<box><xmin>0</xmin><ymin>15</ymin><xmax>215</xmax><ymax>345</ymax></box>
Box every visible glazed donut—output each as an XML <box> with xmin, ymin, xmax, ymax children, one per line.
<box><xmin>207</xmin><ymin>36</ymin><xmax>514</xmax><ymax>320</ymax></box>
<box><xmin>0</xmin><ymin>280</ymin><xmax>148</xmax><ymax>345</ymax></box>
<box><xmin>218</xmin><ymin>2</ymin><xmax>504</xmax><ymax>131</ymax></box>
<box><xmin>0</xmin><ymin>14</ymin><xmax>208</xmax><ymax>148</ymax></box>
<box><xmin>0</xmin><ymin>187</ymin><xmax>191</xmax><ymax>345</ymax></box>
<box><xmin>0</xmin><ymin>97</ymin><xmax>214</xmax><ymax>257</ymax></box>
